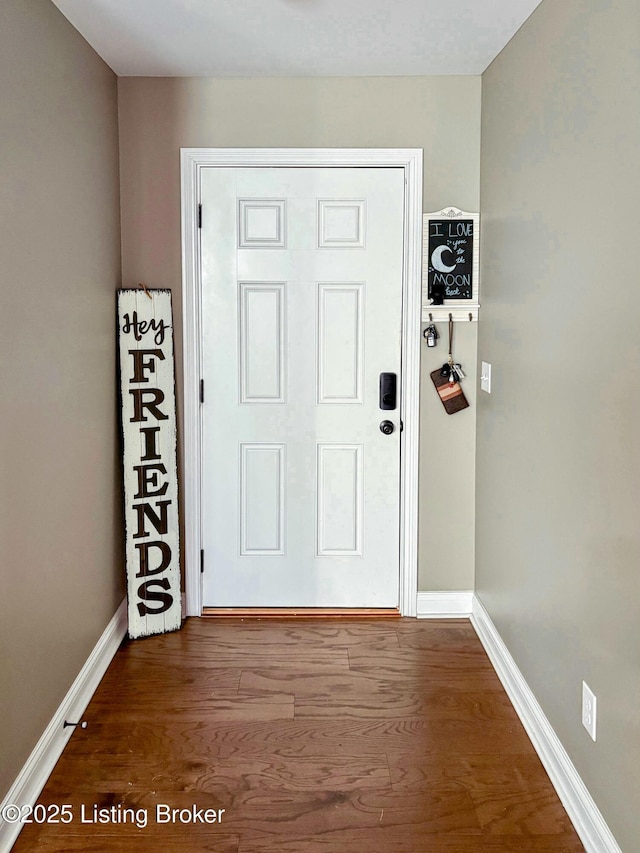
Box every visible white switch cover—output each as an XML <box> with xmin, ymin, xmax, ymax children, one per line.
<box><xmin>481</xmin><ymin>361</ymin><xmax>492</xmax><ymax>393</ymax></box>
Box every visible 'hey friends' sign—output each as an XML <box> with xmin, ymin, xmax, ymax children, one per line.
<box><xmin>118</xmin><ymin>289</ymin><xmax>181</xmax><ymax>639</ymax></box>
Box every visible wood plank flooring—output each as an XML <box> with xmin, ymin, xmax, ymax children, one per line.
<box><xmin>11</xmin><ymin>618</ymin><xmax>584</xmax><ymax>852</ymax></box>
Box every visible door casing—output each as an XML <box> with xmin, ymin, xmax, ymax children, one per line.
<box><xmin>180</xmin><ymin>148</ymin><xmax>422</xmax><ymax>617</ymax></box>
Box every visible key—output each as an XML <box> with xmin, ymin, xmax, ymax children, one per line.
<box><xmin>424</xmin><ymin>325</ymin><xmax>438</xmax><ymax>347</ymax></box>
<box><xmin>454</xmin><ymin>363</ymin><xmax>465</xmax><ymax>379</ymax></box>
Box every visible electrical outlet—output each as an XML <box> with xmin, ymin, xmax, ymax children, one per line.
<box><xmin>480</xmin><ymin>361</ymin><xmax>492</xmax><ymax>393</ymax></box>
<box><xmin>582</xmin><ymin>681</ymin><xmax>597</xmax><ymax>741</ymax></box>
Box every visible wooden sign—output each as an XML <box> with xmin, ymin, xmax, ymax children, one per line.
<box><xmin>118</xmin><ymin>288</ymin><xmax>181</xmax><ymax>639</ymax></box>
<box><xmin>423</xmin><ymin>207</ymin><xmax>479</xmax><ymax>307</ymax></box>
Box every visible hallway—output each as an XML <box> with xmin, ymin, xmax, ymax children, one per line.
<box><xmin>13</xmin><ymin>618</ymin><xmax>583</xmax><ymax>852</ymax></box>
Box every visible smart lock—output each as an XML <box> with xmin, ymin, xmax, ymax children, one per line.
<box><xmin>379</xmin><ymin>373</ymin><xmax>397</xmax><ymax>410</ymax></box>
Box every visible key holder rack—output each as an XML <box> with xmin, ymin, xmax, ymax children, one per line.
<box><xmin>424</xmin><ymin>308</ymin><xmax>478</xmax><ymax>323</ymax></box>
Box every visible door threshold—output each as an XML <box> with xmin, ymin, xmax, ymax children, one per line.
<box><xmin>201</xmin><ymin>607</ymin><xmax>401</xmax><ymax>619</ymax></box>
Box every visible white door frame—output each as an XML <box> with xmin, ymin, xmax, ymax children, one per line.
<box><xmin>180</xmin><ymin>148</ymin><xmax>422</xmax><ymax>617</ymax></box>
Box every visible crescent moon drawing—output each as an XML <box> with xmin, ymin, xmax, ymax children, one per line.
<box><xmin>431</xmin><ymin>245</ymin><xmax>457</xmax><ymax>273</ymax></box>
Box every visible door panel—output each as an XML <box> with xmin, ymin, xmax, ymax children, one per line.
<box><xmin>240</xmin><ymin>443</ymin><xmax>285</xmax><ymax>555</ymax></box>
<box><xmin>316</xmin><ymin>444</ymin><xmax>363</xmax><ymax>556</ymax></box>
<box><xmin>317</xmin><ymin>283</ymin><xmax>364</xmax><ymax>404</ymax></box>
<box><xmin>201</xmin><ymin>167</ymin><xmax>405</xmax><ymax>608</ymax></box>
<box><xmin>239</xmin><ymin>282</ymin><xmax>286</xmax><ymax>403</ymax></box>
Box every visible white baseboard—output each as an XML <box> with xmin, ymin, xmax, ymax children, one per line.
<box><xmin>416</xmin><ymin>590</ymin><xmax>473</xmax><ymax>618</ymax></box>
<box><xmin>0</xmin><ymin>598</ymin><xmax>128</xmax><ymax>853</ymax></box>
<box><xmin>470</xmin><ymin>594</ymin><xmax>621</xmax><ymax>853</ymax></box>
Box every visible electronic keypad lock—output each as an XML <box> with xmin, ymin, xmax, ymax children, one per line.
<box><xmin>379</xmin><ymin>373</ymin><xmax>397</xmax><ymax>410</ymax></box>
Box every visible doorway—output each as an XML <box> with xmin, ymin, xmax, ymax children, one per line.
<box><xmin>180</xmin><ymin>149</ymin><xmax>422</xmax><ymax>615</ymax></box>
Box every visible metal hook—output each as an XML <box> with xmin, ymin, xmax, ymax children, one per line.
<box><xmin>469</xmin><ymin>313</ymin><xmax>473</xmax><ymax>322</ymax></box>
<box><xmin>428</xmin><ymin>312</ymin><xmax>433</xmax><ymax>323</ymax></box>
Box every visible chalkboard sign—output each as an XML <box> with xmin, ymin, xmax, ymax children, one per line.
<box><xmin>423</xmin><ymin>208</ymin><xmax>479</xmax><ymax>307</ymax></box>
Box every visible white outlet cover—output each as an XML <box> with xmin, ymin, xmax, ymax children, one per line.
<box><xmin>582</xmin><ymin>681</ymin><xmax>597</xmax><ymax>741</ymax></box>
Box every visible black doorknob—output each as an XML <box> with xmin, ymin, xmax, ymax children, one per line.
<box><xmin>379</xmin><ymin>420</ymin><xmax>395</xmax><ymax>435</ymax></box>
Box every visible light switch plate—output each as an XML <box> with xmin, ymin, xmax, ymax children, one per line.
<box><xmin>481</xmin><ymin>361</ymin><xmax>492</xmax><ymax>393</ymax></box>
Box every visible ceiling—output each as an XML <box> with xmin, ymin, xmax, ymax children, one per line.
<box><xmin>50</xmin><ymin>0</ymin><xmax>543</xmax><ymax>77</ymax></box>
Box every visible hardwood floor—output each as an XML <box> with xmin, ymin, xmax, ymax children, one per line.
<box><xmin>12</xmin><ymin>618</ymin><xmax>584</xmax><ymax>852</ymax></box>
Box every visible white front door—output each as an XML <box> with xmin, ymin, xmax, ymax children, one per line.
<box><xmin>200</xmin><ymin>166</ymin><xmax>405</xmax><ymax>608</ymax></box>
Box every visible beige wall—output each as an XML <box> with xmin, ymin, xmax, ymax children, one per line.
<box><xmin>478</xmin><ymin>0</ymin><xmax>640</xmax><ymax>847</ymax></box>
<box><xmin>0</xmin><ymin>0</ymin><xmax>123</xmax><ymax>799</ymax></box>
<box><xmin>3</xmin><ymin>3</ymin><xmax>635</xmax><ymax>843</ymax></box>
<box><xmin>118</xmin><ymin>75</ymin><xmax>482</xmax><ymax>593</ymax></box>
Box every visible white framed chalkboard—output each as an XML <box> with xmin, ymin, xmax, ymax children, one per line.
<box><xmin>422</xmin><ymin>207</ymin><xmax>480</xmax><ymax>319</ymax></box>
